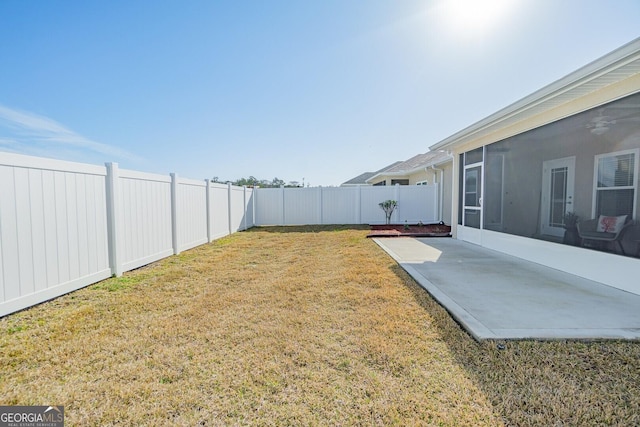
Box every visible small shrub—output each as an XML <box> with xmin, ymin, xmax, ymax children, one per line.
<box><xmin>379</xmin><ymin>200</ymin><xmax>398</xmax><ymax>224</ymax></box>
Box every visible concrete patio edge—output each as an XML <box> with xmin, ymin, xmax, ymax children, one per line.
<box><xmin>400</xmin><ymin>263</ymin><xmax>494</xmax><ymax>341</ymax></box>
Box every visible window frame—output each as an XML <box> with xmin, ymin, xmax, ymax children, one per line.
<box><xmin>592</xmin><ymin>148</ymin><xmax>639</xmax><ymax>219</ymax></box>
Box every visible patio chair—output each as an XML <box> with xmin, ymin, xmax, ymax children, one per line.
<box><xmin>577</xmin><ymin>215</ymin><xmax>632</xmax><ymax>255</ymax></box>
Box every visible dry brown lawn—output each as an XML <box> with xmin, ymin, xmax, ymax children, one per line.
<box><xmin>1</xmin><ymin>226</ymin><xmax>639</xmax><ymax>426</ymax></box>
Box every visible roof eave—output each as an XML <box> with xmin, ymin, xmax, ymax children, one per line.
<box><xmin>365</xmin><ymin>158</ymin><xmax>453</xmax><ymax>183</ymax></box>
<box><xmin>429</xmin><ymin>37</ymin><xmax>640</xmax><ymax>152</ymax></box>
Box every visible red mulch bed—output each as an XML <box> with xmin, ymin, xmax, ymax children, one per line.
<box><xmin>367</xmin><ymin>223</ymin><xmax>452</xmax><ymax>238</ymax></box>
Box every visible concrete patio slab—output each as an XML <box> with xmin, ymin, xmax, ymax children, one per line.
<box><xmin>374</xmin><ymin>237</ymin><xmax>640</xmax><ymax>341</ymax></box>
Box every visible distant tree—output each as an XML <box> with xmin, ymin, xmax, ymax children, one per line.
<box><xmin>221</xmin><ymin>176</ymin><xmax>303</xmax><ymax>188</ymax></box>
<box><xmin>233</xmin><ymin>176</ymin><xmax>259</xmax><ymax>187</ymax></box>
<box><xmin>211</xmin><ymin>176</ymin><xmax>219</xmax><ymax>183</ymax></box>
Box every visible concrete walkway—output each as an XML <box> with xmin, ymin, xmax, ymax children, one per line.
<box><xmin>374</xmin><ymin>237</ymin><xmax>640</xmax><ymax>341</ymax></box>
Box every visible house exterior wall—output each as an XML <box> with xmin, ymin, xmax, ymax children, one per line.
<box><xmin>482</xmin><ymin>109</ymin><xmax>640</xmax><ymax>239</ymax></box>
<box><xmin>370</xmin><ymin>170</ymin><xmax>436</xmax><ymax>186</ymax></box>
<box><xmin>446</xmin><ymin>78</ymin><xmax>640</xmax><ymax>295</ymax></box>
<box><xmin>450</xmin><ymin>75</ymin><xmax>640</xmax><ymax>226</ymax></box>
<box><xmin>406</xmin><ymin>170</ymin><xmax>428</xmax><ymax>184</ymax></box>
<box><xmin>441</xmin><ymin>162</ymin><xmax>453</xmax><ymax>225</ymax></box>
<box><xmin>370</xmin><ymin>176</ymin><xmax>415</xmax><ymax>186</ymax></box>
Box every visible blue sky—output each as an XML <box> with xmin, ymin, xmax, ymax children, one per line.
<box><xmin>1</xmin><ymin>1</ymin><xmax>639</xmax><ymax>186</ymax></box>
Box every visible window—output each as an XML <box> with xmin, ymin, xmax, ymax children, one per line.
<box><xmin>391</xmin><ymin>179</ymin><xmax>409</xmax><ymax>185</ymax></box>
<box><xmin>416</xmin><ymin>180</ymin><xmax>428</xmax><ymax>185</ymax></box>
<box><xmin>593</xmin><ymin>149</ymin><xmax>638</xmax><ymax>218</ymax></box>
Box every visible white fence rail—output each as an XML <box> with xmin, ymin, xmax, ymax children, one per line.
<box><xmin>1</xmin><ymin>152</ymin><xmax>439</xmax><ymax>317</ymax></box>
<box><xmin>254</xmin><ymin>184</ymin><xmax>439</xmax><ymax>226</ymax></box>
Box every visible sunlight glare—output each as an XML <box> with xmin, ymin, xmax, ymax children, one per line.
<box><xmin>438</xmin><ymin>0</ymin><xmax>515</xmax><ymax>38</ymax></box>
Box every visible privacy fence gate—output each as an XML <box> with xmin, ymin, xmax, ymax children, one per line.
<box><xmin>0</xmin><ymin>152</ymin><xmax>439</xmax><ymax>317</ymax></box>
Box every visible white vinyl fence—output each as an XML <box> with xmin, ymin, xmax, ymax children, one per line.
<box><xmin>254</xmin><ymin>184</ymin><xmax>439</xmax><ymax>226</ymax></box>
<box><xmin>1</xmin><ymin>152</ymin><xmax>439</xmax><ymax>317</ymax></box>
<box><xmin>0</xmin><ymin>153</ymin><xmax>253</xmax><ymax>317</ymax></box>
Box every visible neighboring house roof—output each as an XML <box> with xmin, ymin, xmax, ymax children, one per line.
<box><xmin>366</xmin><ymin>150</ymin><xmax>452</xmax><ymax>183</ymax></box>
<box><xmin>430</xmin><ymin>36</ymin><xmax>640</xmax><ymax>152</ymax></box>
<box><xmin>341</xmin><ymin>161</ymin><xmax>402</xmax><ymax>186</ymax></box>
<box><xmin>341</xmin><ymin>171</ymin><xmax>377</xmax><ymax>186</ymax></box>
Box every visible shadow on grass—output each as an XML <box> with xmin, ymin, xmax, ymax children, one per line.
<box><xmin>388</xmin><ymin>263</ymin><xmax>640</xmax><ymax>426</ymax></box>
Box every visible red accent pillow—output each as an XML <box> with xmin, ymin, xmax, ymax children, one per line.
<box><xmin>596</xmin><ymin>215</ymin><xmax>627</xmax><ymax>233</ymax></box>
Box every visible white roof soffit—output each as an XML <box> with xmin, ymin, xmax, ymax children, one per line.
<box><xmin>430</xmin><ymin>37</ymin><xmax>640</xmax><ymax>151</ymax></box>
<box><xmin>365</xmin><ymin>170</ymin><xmax>410</xmax><ymax>182</ymax></box>
<box><xmin>365</xmin><ymin>170</ymin><xmax>414</xmax><ymax>183</ymax></box>
<box><xmin>365</xmin><ymin>155</ymin><xmax>453</xmax><ymax>183</ymax></box>
<box><xmin>365</xmin><ymin>173</ymin><xmax>387</xmax><ymax>183</ymax></box>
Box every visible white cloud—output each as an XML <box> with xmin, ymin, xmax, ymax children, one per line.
<box><xmin>0</xmin><ymin>104</ymin><xmax>140</xmax><ymax>163</ymax></box>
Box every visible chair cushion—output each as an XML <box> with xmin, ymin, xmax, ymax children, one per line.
<box><xmin>596</xmin><ymin>215</ymin><xmax>627</xmax><ymax>233</ymax></box>
<box><xmin>580</xmin><ymin>231</ymin><xmax>616</xmax><ymax>241</ymax></box>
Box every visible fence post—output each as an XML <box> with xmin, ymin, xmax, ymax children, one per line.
<box><xmin>105</xmin><ymin>162</ymin><xmax>123</xmax><ymax>277</ymax></box>
<box><xmin>356</xmin><ymin>185</ymin><xmax>362</xmax><ymax>224</ymax></box>
<box><xmin>206</xmin><ymin>179</ymin><xmax>212</xmax><ymax>242</ymax></box>
<box><xmin>394</xmin><ymin>184</ymin><xmax>400</xmax><ymax>224</ymax></box>
<box><xmin>171</xmin><ymin>173</ymin><xmax>180</xmax><ymax>255</ymax></box>
<box><xmin>243</xmin><ymin>186</ymin><xmax>247</xmax><ymax>231</ymax></box>
<box><xmin>227</xmin><ymin>182</ymin><xmax>233</xmax><ymax>235</ymax></box>
<box><xmin>251</xmin><ymin>188</ymin><xmax>256</xmax><ymax>227</ymax></box>
<box><xmin>281</xmin><ymin>185</ymin><xmax>285</xmax><ymax>225</ymax></box>
<box><xmin>318</xmin><ymin>187</ymin><xmax>323</xmax><ymax>225</ymax></box>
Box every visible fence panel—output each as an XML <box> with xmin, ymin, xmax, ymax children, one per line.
<box><xmin>176</xmin><ymin>177</ymin><xmax>208</xmax><ymax>252</ymax></box>
<box><xmin>209</xmin><ymin>182</ymin><xmax>231</xmax><ymax>240</ymax></box>
<box><xmin>398</xmin><ymin>185</ymin><xmax>439</xmax><ymax>223</ymax></box>
<box><xmin>229</xmin><ymin>185</ymin><xmax>247</xmax><ymax>232</ymax></box>
<box><xmin>321</xmin><ymin>187</ymin><xmax>358</xmax><ymax>224</ymax></box>
<box><xmin>118</xmin><ymin>169</ymin><xmax>173</xmax><ymax>272</ymax></box>
<box><xmin>284</xmin><ymin>187</ymin><xmax>321</xmax><ymax>225</ymax></box>
<box><xmin>255</xmin><ymin>185</ymin><xmax>440</xmax><ymax>226</ymax></box>
<box><xmin>0</xmin><ymin>153</ymin><xmax>111</xmax><ymax>317</ymax></box>
<box><xmin>254</xmin><ymin>187</ymin><xmax>284</xmax><ymax>225</ymax></box>
<box><xmin>244</xmin><ymin>188</ymin><xmax>255</xmax><ymax>229</ymax></box>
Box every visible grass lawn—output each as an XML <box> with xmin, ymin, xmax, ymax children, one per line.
<box><xmin>1</xmin><ymin>226</ymin><xmax>638</xmax><ymax>426</ymax></box>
